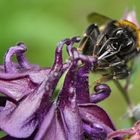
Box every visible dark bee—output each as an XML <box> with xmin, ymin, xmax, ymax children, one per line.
<box><xmin>78</xmin><ymin>13</ymin><xmax>140</xmax><ymax>82</ymax></box>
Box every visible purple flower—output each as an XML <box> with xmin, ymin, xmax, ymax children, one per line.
<box><xmin>122</xmin><ymin>10</ymin><xmax>139</xmax><ymax>27</ymax></box>
<box><xmin>0</xmin><ymin>40</ymin><xmax>71</xmax><ymax>138</ymax></box>
<box><xmin>0</xmin><ymin>38</ymin><xmax>119</xmax><ymax>140</ymax></box>
<box><xmin>108</xmin><ymin>120</ymin><xmax>140</xmax><ymax>140</ymax></box>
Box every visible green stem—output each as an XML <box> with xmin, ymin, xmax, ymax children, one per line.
<box><xmin>113</xmin><ymin>80</ymin><xmax>136</xmax><ymax>124</ymax></box>
<box><xmin>113</xmin><ymin>80</ymin><xmax>132</xmax><ymax>107</ymax></box>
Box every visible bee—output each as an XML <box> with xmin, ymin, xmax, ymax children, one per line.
<box><xmin>78</xmin><ymin>13</ymin><xmax>140</xmax><ymax>82</ymax></box>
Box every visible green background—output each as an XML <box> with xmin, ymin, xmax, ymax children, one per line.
<box><xmin>0</xmin><ymin>0</ymin><xmax>140</xmax><ymax>137</ymax></box>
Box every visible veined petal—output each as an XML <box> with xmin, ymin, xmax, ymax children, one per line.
<box><xmin>34</xmin><ymin>61</ymin><xmax>83</xmax><ymax>140</ymax></box>
<box><xmin>0</xmin><ymin>73</ymin><xmax>39</xmax><ymax>101</ymax></box>
<box><xmin>79</xmin><ymin>103</ymin><xmax>122</xmax><ymax>140</ymax></box>
<box><xmin>76</xmin><ymin>62</ymin><xmax>91</xmax><ymax>104</ymax></box>
<box><xmin>34</xmin><ymin>103</ymin><xmax>67</xmax><ymax>140</ymax></box>
<box><xmin>0</xmin><ymin>79</ymin><xmax>50</xmax><ymax>138</ymax></box>
<box><xmin>79</xmin><ymin>103</ymin><xmax>116</xmax><ymax>132</ymax></box>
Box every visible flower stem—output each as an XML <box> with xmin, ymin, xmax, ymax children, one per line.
<box><xmin>113</xmin><ymin>80</ymin><xmax>132</xmax><ymax>107</ymax></box>
<box><xmin>113</xmin><ymin>80</ymin><xmax>136</xmax><ymax>124</ymax></box>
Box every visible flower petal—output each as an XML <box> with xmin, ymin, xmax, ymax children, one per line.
<box><xmin>0</xmin><ymin>43</ymin><xmax>49</xmax><ymax>101</ymax></box>
<box><xmin>56</xmin><ymin>61</ymin><xmax>83</xmax><ymax>140</ymax></box>
<box><xmin>0</xmin><ymin>39</ymin><xmax>71</xmax><ymax>138</ymax></box>
<box><xmin>83</xmin><ymin>122</ymin><xmax>107</xmax><ymax>139</ymax></box>
<box><xmin>79</xmin><ymin>103</ymin><xmax>116</xmax><ymax>132</ymax></box>
<box><xmin>0</xmin><ymin>80</ymin><xmax>47</xmax><ymax>138</ymax></box>
<box><xmin>34</xmin><ymin>103</ymin><xmax>67</xmax><ymax>140</ymax></box>
<box><xmin>79</xmin><ymin>103</ymin><xmax>122</xmax><ymax>140</ymax></box>
<box><xmin>34</xmin><ymin>61</ymin><xmax>83</xmax><ymax>140</ymax></box>
<box><xmin>76</xmin><ymin>63</ymin><xmax>91</xmax><ymax>103</ymax></box>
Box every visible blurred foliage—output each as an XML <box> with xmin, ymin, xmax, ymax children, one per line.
<box><xmin>0</xmin><ymin>0</ymin><xmax>140</xmax><ymax>137</ymax></box>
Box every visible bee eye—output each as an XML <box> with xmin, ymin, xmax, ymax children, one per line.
<box><xmin>115</xmin><ymin>29</ymin><xmax>124</xmax><ymax>37</ymax></box>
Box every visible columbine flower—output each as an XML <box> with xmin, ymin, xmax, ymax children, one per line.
<box><xmin>0</xmin><ymin>39</ymin><xmax>72</xmax><ymax>139</ymax></box>
<box><xmin>0</xmin><ymin>38</ymin><xmax>119</xmax><ymax>140</ymax></box>
<box><xmin>108</xmin><ymin>120</ymin><xmax>140</xmax><ymax>140</ymax></box>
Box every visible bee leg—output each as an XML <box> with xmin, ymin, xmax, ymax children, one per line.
<box><xmin>78</xmin><ymin>24</ymin><xmax>100</xmax><ymax>55</ymax></box>
<box><xmin>95</xmin><ymin>64</ymin><xmax>129</xmax><ymax>83</ymax></box>
<box><xmin>124</xmin><ymin>74</ymin><xmax>132</xmax><ymax>93</ymax></box>
<box><xmin>95</xmin><ymin>74</ymin><xmax>113</xmax><ymax>83</ymax></box>
<box><xmin>112</xmin><ymin>65</ymin><xmax>130</xmax><ymax>80</ymax></box>
<box><xmin>109</xmin><ymin>60</ymin><xmax>125</xmax><ymax>67</ymax></box>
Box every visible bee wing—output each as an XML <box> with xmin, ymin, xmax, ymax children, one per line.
<box><xmin>87</xmin><ymin>12</ymin><xmax>112</xmax><ymax>26</ymax></box>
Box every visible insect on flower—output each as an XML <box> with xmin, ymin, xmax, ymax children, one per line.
<box><xmin>78</xmin><ymin>12</ymin><xmax>140</xmax><ymax>82</ymax></box>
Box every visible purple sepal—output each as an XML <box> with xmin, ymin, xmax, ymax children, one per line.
<box><xmin>0</xmin><ymin>43</ymin><xmax>48</xmax><ymax>101</ymax></box>
<box><xmin>0</xmin><ymin>39</ymin><xmax>71</xmax><ymax>138</ymax></box>
<box><xmin>79</xmin><ymin>103</ymin><xmax>116</xmax><ymax>132</ymax></box>
<box><xmin>76</xmin><ymin>62</ymin><xmax>92</xmax><ymax>104</ymax></box>
<box><xmin>34</xmin><ymin>61</ymin><xmax>83</xmax><ymax>140</ymax></box>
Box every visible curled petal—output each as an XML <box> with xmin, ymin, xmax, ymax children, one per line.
<box><xmin>0</xmin><ymin>43</ymin><xmax>48</xmax><ymax>101</ymax></box>
<box><xmin>66</xmin><ymin>37</ymin><xmax>80</xmax><ymax>57</ymax></box>
<box><xmin>0</xmin><ymin>38</ymin><xmax>72</xmax><ymax>101</ymax></box>
<box><xmin>90</xmin><ymin>84</ymin><xmax>111</xmax><ymax>103</ymax></box>
<box><xmin>4</xmin><ymin>43</ymin><xmax>39</xmax><ymax>73</ymax></box>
